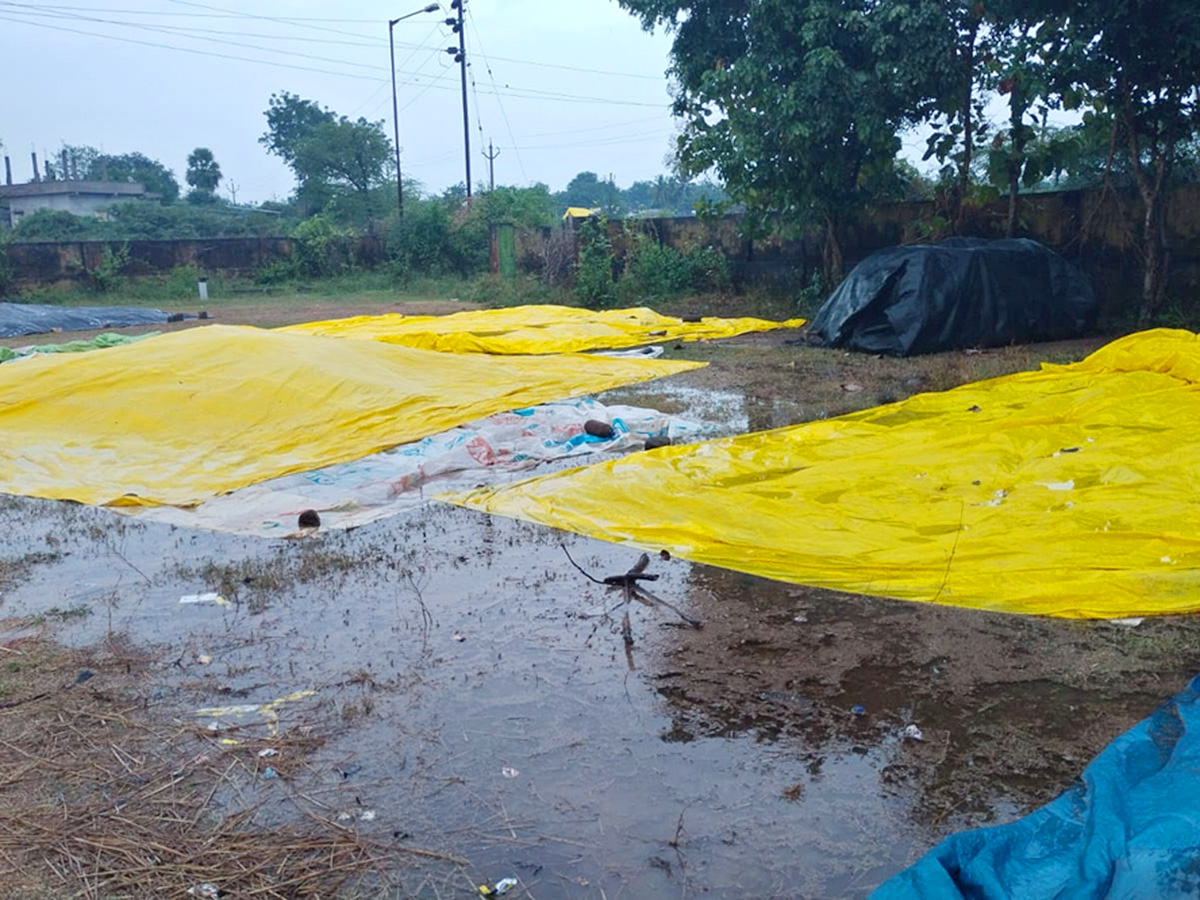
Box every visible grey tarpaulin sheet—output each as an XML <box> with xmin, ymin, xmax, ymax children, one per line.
<box><xmin>808</xmin><ymin>238</ymin><xmax>1097</xmax><ymax>356</ymax></box>
<box><xmin>0</xmin><ymin>302</ymin><xmax>176</xmax><ymax>338</ymax></box>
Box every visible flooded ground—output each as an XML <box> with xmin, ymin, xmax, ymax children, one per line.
<box><xmin>3</xmin><ymin>322</ymin><xmax>1198</xmax><ymax>898</ymax></box>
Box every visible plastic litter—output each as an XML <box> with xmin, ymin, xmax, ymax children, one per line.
<box><xmin>257</xmin><ymin>748</ymin><xmax>279</xmax><ymax>758</ymax></box>
<box><xmin>453</xmin><ymin>632</ymin><xmax>466</xmax><ymax>642</ymax></box>
<box><xmin>186</xmin><ymin>884</ymin><xmax>221</xmax><ymax>899</ymax></box>
<box><xmin>194</xmin><ymin>689</ymin><xmax>316</xmax><ymax>736</ymax></box>
<box><xmin>196</xmin><ymin>654</ymin><xmax>213</xmax><ymax>665</ymax></box>
<box><xmin>359</xmin><ymin>809</ymin><xmax>377</xmax><ymax>821</ymax></box>
<box><xmin>179</xmin><ymin>592</ymin><xmax>231</xmax><ymax>606</ymax></box>
<box><xmin>902</xmin><ymin>724</ymin><xmax>925</xmax><ymax>742</ymax></box>
<box><xmin>495</xmin><ymin>878</ymin><xmax>519</xmax><ymax>894</ymax></box>
<box><xmin>852</xmin><ymin>705</ymin><xmax>866</xmax><ymax>716</ymax></box>
<box><xmin>501</xmin><ymin>766</ymin><xmax>519</xmax><ymax>778</ymax></box>
<box><xmin>444</xmin><ymin>329</ymin><xmax>1200</xmax><ymax>619</ymax></box>
<box><xmin>262</xmin><ymin>767</ymin><xmax>278</xmax><ymax>780</ymax></box>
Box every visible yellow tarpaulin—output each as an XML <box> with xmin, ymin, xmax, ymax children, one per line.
<box><xmin>446</xmin><ymin>329</ymin><xmax>1200</xmax><ymax>619</ymax></box>
<box><xmin>0</xmin><ymin>325</ymin><xmax>701</xmax><ymax>508</ymax></box>
<box><xmin>281</xmin><ymin>305</ymin><xmax>806</xmax><ymax>355</ymax></box>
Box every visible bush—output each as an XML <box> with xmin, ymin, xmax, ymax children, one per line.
<box><xmin>573</xmin><ymin>217</ymin><xmax>617</xmax><ymax>308</ymax></box>
<box><xmin>387</xmin><ymin>198</ymin><xmax>488</xmax><ymax>279</ymax></box>
<box><xmin>290</xmin><ymin>215</ymin><xmax>356</xmax><ymax>278</ymax></box>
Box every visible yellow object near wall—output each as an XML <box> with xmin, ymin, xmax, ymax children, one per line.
<box><xmin>0</xmin><ymin>325</ymin><xmax>701</xmax><ymax>508</ymax></box>
<box><xmin>280</xmin><ymin>304</ymin><xmax>806</xmax><ymax>355</ymax></box>
<box><xmin>446</xmin><ymin>329</ymin><xmax>1200</xmax><ymax>619</ymax></box>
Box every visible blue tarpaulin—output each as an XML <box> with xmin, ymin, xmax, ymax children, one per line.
<box><xmin>873</xmin><ymin>674</ymin><xmax>1200</xmax><ymax>898</ymax></box>
<box><xmin>0</xmin><ymin>302</ymin><xmax>177</xmax><ymax>338</ymax></box>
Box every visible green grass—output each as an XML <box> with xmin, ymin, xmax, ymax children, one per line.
<box><xmin>13</xmin><ymin>270</ymin><xmax>574</xmax><ymax>311</ymax></box>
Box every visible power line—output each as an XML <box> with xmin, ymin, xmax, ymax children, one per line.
<box><xmin>0</xmin><ymin>1</ymin><xmax>666</xmax><ymax>80</ymax></box>
<box><xmin>465</xmin><ymin>2</ymin><xmax>527</xmax><ymax>182</ymax></box>
<box><xmin>2</xmin><ymin>11</ymin><xmax>670</xmax><ymax>108</ymax></box>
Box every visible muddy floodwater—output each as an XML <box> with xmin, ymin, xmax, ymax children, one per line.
<box><xmin>3</xmin><ymin>333</ymin><xmax>1199</xmax><ymax>898</ymax></box>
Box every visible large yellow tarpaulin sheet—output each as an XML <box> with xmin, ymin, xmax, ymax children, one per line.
<box><xmin>281</xmin><ymin>304</ymin><xmax>805</xmax><ymax>355</ymax></box>
<box><xmin>447</xmin><ymin>330</ymin><xmax>1200</xmax><ymax>619</ymax></box>
<box><xmin>0</xmin><ymin>325</ymin><xmax>701</xmax><ymax>508</ymax></box>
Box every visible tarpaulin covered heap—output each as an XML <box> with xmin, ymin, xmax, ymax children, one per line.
<box><xmin>447</xmin><ymin>329</ymin><xmax>1200</xmax><ymax>619</ymax></box>
<box><xmin>0</xmin><ymin>325</ymin><xmax>700</xmax><ymax>508</ymax></box>
<box><xmin>808</xmin><ymin>238</ymin><xmax>1096</xmax><ymax>355</ymax></box>
<box><xmin>0</xmin><ymin>301</ymin><xmax>178</xmax><ymax>338</ymax></box>
<box><xmin>281</xmin><ymin>304</ymin><xmax>805</xmax><ymax>354</ymax></box>
<box><xmin>872</xmin><ymin>672</ymin><xmax>1200</xmax><ymax>899</ymax></box>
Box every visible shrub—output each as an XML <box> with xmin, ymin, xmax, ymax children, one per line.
<box><xmin>573</xmin><ymin>217</ymin><xmax>617</xmax><ymax>308</ymax></box>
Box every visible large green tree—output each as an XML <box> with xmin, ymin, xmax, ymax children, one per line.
<box><xmin>260</xmin><ymin>92</ymin><xmax>392</xmax><ymax>219</ymax></box>
<box><xmin>617</xmin><ymin>0</ymin><xmax>955</xmax><ymax>285</ymax></box>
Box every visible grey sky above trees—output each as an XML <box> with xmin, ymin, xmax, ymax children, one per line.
<box><xmin>2</xmin><ymin>0</ymin><xmax>678</xmax><ymax>204</ymax></box>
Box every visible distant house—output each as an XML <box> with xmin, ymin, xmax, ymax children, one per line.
<box><xmin>0</xmin><ymin>181</ymin><xmax>159</xmax><ymax>228</ymax></box>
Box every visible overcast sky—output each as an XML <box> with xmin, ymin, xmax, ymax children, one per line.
<box><xmin>1</xmin><ymin>0</ymin><xmax>680</xmax><ymax>203</ymax></box>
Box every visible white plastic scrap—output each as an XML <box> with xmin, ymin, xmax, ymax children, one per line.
<box><xmin>501</xmin><ymin>766</ymin><xmax>519</xmax><ymax>778</ymax></box>
<box><xmin>187</xmin><ymin>885</ymin><xmax>220</xmax><ymax>899</ymax></box>
<box><xmin>1109</xmin><ymin>617</ymin><xmax>1145</xmax><ymax>627</ymax></box>
<box><xmin>1037</xmin><ymin>480</ymin><xmax>1075</xmax><ymax>491</ymax></box>
<box><xmin>179</xmin><ymin>592</ymin><xmax>231</xmax><ymax>606</ymax></box>
<box><xmin>902</xmin><ymin>724</ymin><xmax>925</xmax><ymax>742</ymax></box>
<box><xmin>496</xmin><ymin>878</ymin><xmax>519</xmax><ymax>895</ymax></box>
<box><xmin>257</xmin><ymin>747</ymin><xmax>279</xmax><ymax>758</ymax></box>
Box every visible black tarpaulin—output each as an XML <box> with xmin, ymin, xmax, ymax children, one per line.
<box><xmin>0</xmin><ymin>302</ymin><xmax>174</xmax><ymax>338</ymax></box>
<box><xmin>808</xmin><ymin>238</ymin><xmax>1096</xmax><ymax>356</ymax></box>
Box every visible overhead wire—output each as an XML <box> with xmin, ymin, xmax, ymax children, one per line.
<box><xmin>1</xmin><ymin>9</ymin><xmax>669</xmax><ymax>107</ymax></box>
<box><xmin>465</xmin><ymin>2</ymin><xmax>528</xmax><ymax>183</ymax></box>
<box><xmin>1</xmin><ymin>1</ymin><xmax>665</xmax><ymax>80</ymax></box>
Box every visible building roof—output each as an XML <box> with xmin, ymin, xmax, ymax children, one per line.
<box><xmin>0</xmin><ymin>180</ymin><xmax>150</xmax><ymax>199</ymax></box>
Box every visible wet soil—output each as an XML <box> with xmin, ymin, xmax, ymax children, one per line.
<box><xmin>0</xmin><ymin>306</ymin><xmax>1188</xmax><ymax>898</ymax></box>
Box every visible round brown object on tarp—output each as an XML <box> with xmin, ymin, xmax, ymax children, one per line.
<box><xmin>298</xmin><ymin>509</ymin><xmax>321</xmax><ymax>529</ymax></box>
<box><xmin>584</xmin><ymin>419</ymin><xmax>615</xmax><ymax>439</ymax></box>
<box><xmin>644</xmin><ymin>435</ymin><xmax>672</xmax><ymax>450</ymax></box>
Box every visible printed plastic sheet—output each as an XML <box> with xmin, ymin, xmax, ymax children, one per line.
<box><xmin>0</xmin><ymin>301</ymin><xmax>175</xmax><ymax>338</ymax></box>
<box><xmin>446</xmin><ymin>329</ymin><xmax>1200</xmax><ymax>619</ymax></box>
<box><xmin>281</xmin><ymin>304</ymin><xmax>805</xmax><ymax>354</ymax></box>
<box><xmin>872</xmin><ymin>673</ymin><xmax>1200</xmax><ymax>899</ymax></box>
<box><xmin>124</xmin><ymin>398</ymin><xmax>705</xmax><ymax>537</ymax></box>
<box><xmin>0</xmin><ymin>325</ymin><xmax>700</xmax><ymax>508</ymax></box>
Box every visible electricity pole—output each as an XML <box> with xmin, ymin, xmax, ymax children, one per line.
<box><xmin>482</xmin><ymin>139</ymin><xmax>500</xmax><ymax>192</ymax></box>
<box><xmin>389</xmin><ymin>4</ymin><xmax>439</xmax><ymax>219</ymax></box>
<box><xmin>449</xmin><ymin>0</ymin><xmax>471</xmax><ymax>199</ymax></box>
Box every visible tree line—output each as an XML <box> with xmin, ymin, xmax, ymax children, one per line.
<box><xmin>616</xmin><ymin>0</ymin><xmax>1200</xmax><ymax>321</ymax></box>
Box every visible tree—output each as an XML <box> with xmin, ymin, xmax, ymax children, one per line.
<box><xmin>260</xmin><ymin>93</ymin><xmax>392</xmax><ymax>219</ymax></box>
<box><xmin>559</xmin><ymin>171</ymin><xmax>624</xmax><ymax>216</ymax></box>
<box><xmin>89</xmin><ymin>152</ymin><xmax>180</xmax><ymax>203</ymax></box>
<box><xmin>618</xmin><ymin>0</ymin><xmax>956</xmax><ymax>286</ymax></box>
<box><xmin>260</xmin><ymin>92</ymin><xmax>336</xmax><ymax>165</ymax></box>
<box><xmin>1045</xmin><ymin>0</ymin><xmax>1200</xmax><ymax>322</ymax></box>
<box><xmin>185</xmin><ymin>147</ymin><xmax>222</xmax><ymax>197</ymax></box>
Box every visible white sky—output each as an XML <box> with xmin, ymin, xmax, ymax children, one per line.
<box><xmin>1</xmin><ymin>0</ymin><xmax>678</xmax><ymax>203</ymax></box>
